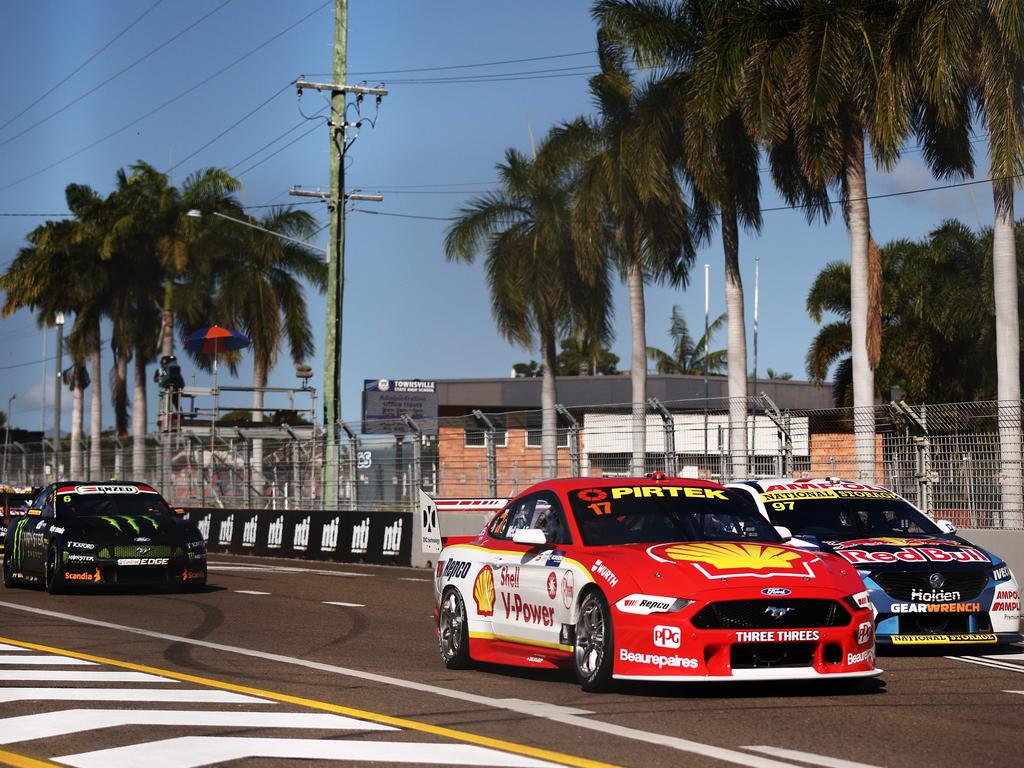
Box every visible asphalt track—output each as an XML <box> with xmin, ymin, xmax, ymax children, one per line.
<box><xmin>0</xmin><ymin>555</ymin><xmax>1019</xmax><ymax>768</ymax></box>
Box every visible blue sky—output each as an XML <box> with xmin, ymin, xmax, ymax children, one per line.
<box><xmin>0</xmin><ymin>0</ymin><xmax>1013</xmax><ymax>435</ymax></box>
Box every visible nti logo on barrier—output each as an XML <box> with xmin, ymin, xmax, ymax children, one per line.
<box><xmin>293</xmin><ymin>517</ymin><xmax>310</xmax><ymax>551</ymax></box>
<box><xmin>242</xmin><ymin>517</ymin><xmax>258</xmax><ymax>548</ymax></box>
<box><xmin>351</xmin><ymin>517</ymin><xmax>370</xmax><ymax>554</ymax></box>
<box><xmin>197</xmin><ymin>514</ymin><xmax>211</xmax><ymax>541</ymax></box>
<box><xmin>382</xmin><ymin>519</ymin><xmax>403</xmax><ymax>557</ymax></box>
<box><xmin>267</xmin><ymin>517</ymin><xmax>283</xmax><ymax>549</ymax></box>
<box><xmin>321</xmin><ymin>517</ymin><xmax>339</xmax><ymax>552</ymax></box>
<box><xmin>218</xmin><ymin>514</ymin><xmax>234</xmax><ymax>546</ymax></box>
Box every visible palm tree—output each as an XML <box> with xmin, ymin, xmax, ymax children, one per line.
<box><xmin>595</xmin><ymin>0</ymin><xmax>767</xmax><ymax>479</ymax></box>
<box><xmin>445</xmin><ymin>129</ymin><xmax>612</xmax><ymax>478</ymax></box>
<box><xmin>706</xmin><ymin>0</ymin><xmax>910</xmax><ymax>481</ymax></box>
<box><xmin>895</xmin><ymin>0</ymin><xmax>1024</xmax><ymax>516</ymax></box>
<box><xmin>647</xmin><ymin>305</ymin><xmax>726</xmax><ymax>376</ymax></box>
<box><xmin>570</xmin><ymin>38</ymin><xmax>696</xmax><ymax>476</ymax></box>
<box><xmin>202</xmin><ymin>207</ymin><xmax>327</xmax><ymax>485</ymax></box>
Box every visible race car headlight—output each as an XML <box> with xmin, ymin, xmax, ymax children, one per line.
<box><xmin>992</xmin><ymin>564</ymin><xmax>1013</xmax><ymax>582</ymax></box>
<box><xmin>843</xmin><ymin>590</ymin><xmax>872</xmax><ymax>612</ymax></box>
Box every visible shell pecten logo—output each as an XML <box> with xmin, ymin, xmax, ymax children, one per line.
<box><xmin>652</xmin><ymin>542</ymin><xmax>816</xmax><ymax>580</ymax></box>
<box><xmin>473</xmin><ymin>565</ymin><xmax>496</xmax><ymax>617</ymax></box>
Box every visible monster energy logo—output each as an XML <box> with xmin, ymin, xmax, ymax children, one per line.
<box><xmin>99</xmin><ymin>516</ymin><xmax>160</xmax><ymax>535</ymax></box>
<box><xmin>10</xmin><ymin>518</ymin><xmax>29</xmax><ymax>568</ymax></box>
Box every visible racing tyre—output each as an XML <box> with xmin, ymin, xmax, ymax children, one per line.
<box><xmin>575</xmin><ymin>589</ymin><xmax>614</xmax><ymax>692</ymax></box>
<box><xmin>45</xmin><ymin>545</ymin><xmax>64</xmax><ymax>595</ymax></box>
<box><xmin>3</xmin><ymin>551</ymin><xmax>16</xmax><ymax>589</ymax></box>
<box><xmin>438</xmin><ymin>587</ymin><xmax>472</xmax><ymax>669</ymax></box>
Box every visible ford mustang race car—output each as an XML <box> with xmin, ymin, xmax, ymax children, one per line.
<box><xmin>429</xmin><ymin>474</ymin><xmax>879</xmax><ymax>691</ymax></box>
<box><xmin>729</xmin><ymin>478</ymin><xmax>1021</xmax><ymax>646</ymax></box>
<box><xmin>3</xmin><ymin>481</ymin><xmax>207</xmax><ymax>593</ymax></box>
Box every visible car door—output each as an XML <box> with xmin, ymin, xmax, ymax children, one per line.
<box><xmin>491</xmin><ymin>491</ymin><xmax>573</xmax><ymax>647</ymax></box>
<box><xmin>14</xmin><ymin>485</ymin><xmax>52</xmax><ymax>577</ymax></box>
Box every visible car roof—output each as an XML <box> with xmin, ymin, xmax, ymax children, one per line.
<box><xmin>527</xmin><ymin>474</ymin><xmax>728</xmax><ymax>494</ymax></box>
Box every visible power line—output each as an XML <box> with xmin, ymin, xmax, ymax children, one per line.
<box><xmin>0</xmin><ymin>0</ymin><xmax>234</xmax><ymax>149</ymax></box>
<box><xmin>228</xmin><ymin>112</ymin><xmax>326</xmax><ymax>176</ymax></box>
<box><xmin>0</xmin><ymin>0</ymin><xmax>165</xmax><ymax>136</ymax></box>
<box><xmin>168</xmin><ymin>82</ymin><xmax>294</xmax><ymax>173</ymax></box>
<box><xmin>0</xmin><ymin>0</ymin><xmax>331</xmax><ymax>193</ymax></box>
<box><xmin>235</xmin><ymin>121</ymin><xmax>324</xmax><ymax>178</ymax></box>
<box><xmin>304</xmin><ymin>49</ymin><xmax>596</xmax><ymax>78</ymax></box>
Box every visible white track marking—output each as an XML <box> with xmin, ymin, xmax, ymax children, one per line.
<box><xmin>0</xmin><ymin>709</ymin><xmax>395</xmax><ymax>743</ymax></box>
<box><xmin>57</xmin><ymin>736</ymin><xmax>568</xmax><ymax>768</ymax></box>
<box><xmin>0</xmin><ymin>670</ymin><xmax>175</xmax><ymax>682</ymax></box>
<box><xmin>743</xmin><ymin>746</ymin><xmax>884</xmax><ymax>768</ymax></box>
<box><xmin>0</xmin><ymin>655</ymin><xmax>95</xmax><ymax>665</ymax></box>
<box><xmin>948</xmin><ymin>655</ymin><xmax>1024</xmax><ymax>674</ymax></box>
<box><xmin>234</xmin><ymin>590</ymin><xmax>270</xmax><ymax>595</ymax></box>
<box><xmin>398</xmin><ymin>577</ymin><xmax>430</xmax><ymax>582</ymax></box>
<box><xmin>323</xmin><ymin>601</ymin><xmax>364</xmax><ymax>607</ymax></box>
<box><xmin>0</xmin><ymin>688</ymin><xmax>270</xmax><ymax>704</ymax></box>
<box><xmin>0</xmin><ymin>643</ymin><xmax>30</xmax><ymax>651</ymax></box>
<box><xmin>207</xmin><ymin>563</ymin><xmax>371</xmax><ymax>577</ymax></box>
<box><xmin>0</xmin><ymin>600</ymin><xmax>808</xmax><ymax>768</ymax></box>
<box><xmin>1004</xmin><ymin>690</ymin><xmax>1024</xmax><ymax>696</ymax></box>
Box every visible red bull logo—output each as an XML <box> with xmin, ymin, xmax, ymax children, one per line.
<box><xmin>836</xmin><ymin>547</ymin><xmax>990</xmax><ymax>565</ymax></box>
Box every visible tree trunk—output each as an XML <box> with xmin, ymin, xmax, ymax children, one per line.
<box><xmin>993</xmin><ymin>179</ymin><xmax>1022</xmax><ymax>523</ymax></box>
<box><xmin>161</xmin><ymin>281</ymin><xmax>175</xmax><ymax>359</ymax></box>
<box><xmin>628</xmin><ymin>259</ymin><xmax>647</xmax><ymax>476</ymax></box>
<box><xmin>70</xmin><ymin>364</ymin><xmax>84</xmax><ymax>478</ymax></box>
<box><xmin>132</xmin><ymin>346</ymin><xmax>147</xmax><ymax>478</ymax></box>
<box><xmin>846</xmin><ymin>129</ymin><xmax>875</xmax><ymax>481</ymax></box>
<box><xmin>540</xmin><ymin>329</ymin><xmax>558</xmax><ymax>479</ymax></box>
<box><xmin>721</xmin><ymin>199</ymin><xmax>748</xmax><ymax>482</ymax></box>
<box><xmin>112</xmin><ymin>349</ymin><xmax>129</xmax><ymax>443</ymax></box>
<box><xmin>252</xmin><ymin>360</ymin><xmax>267</xmax><ymax>491</ymax></box>
<box><xmin>89</xmin><ymin>347</ymin><xmax>102</xmax><ymax>479</ymax></box>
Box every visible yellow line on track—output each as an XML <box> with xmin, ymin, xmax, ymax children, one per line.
<box><xmin>0</xmin><ymin>748</ymin><xmax>61</xmax><ymax>768</ymax></box>
<box><xmin>0</xmin><ymin>635</ymin><xmax>620</xmax><ymax>768</ymax></box>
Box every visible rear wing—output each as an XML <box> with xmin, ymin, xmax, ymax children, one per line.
<box><xmin>414</xmin><ymin>489</ymin><xmax>506</xmax><ymax>567</ymax></box>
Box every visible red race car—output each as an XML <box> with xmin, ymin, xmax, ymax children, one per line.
<box><xmin>430</xmin><ymin>474</ymin><xmax>879</xmax><ymax>691</ymax></box>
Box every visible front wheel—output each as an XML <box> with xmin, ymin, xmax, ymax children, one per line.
<box><xmin>575</xmin><ymin>589</ymin><xmax>614</xmax><ymax>692</ymax></box>
<box><xmin>438</xmin><ymin>588</ymin><xmax>472</xmax><ymax>669</ymax></box>
<box><xmin>45</xmin><ymin>545</ymin><xmax>64</xmax><ymax>595</ymax></box>
<box><xmin>3</xmin><ymin>550</ymin><xmax>17</xmax><ymax>588</ymax></box>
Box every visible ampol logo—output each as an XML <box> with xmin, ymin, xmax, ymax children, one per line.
<box><xmin>546</xmin><ymin>571</ymin><xmax>558</xmax><ymax>600</ymax></box>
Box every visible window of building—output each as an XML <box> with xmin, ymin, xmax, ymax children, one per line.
<box><xmin>464</xmin><ymin>414</ymin><xmax>508</xmax><ymax>448</ymax></box>
<box><xmin>525</xmin><ymin>427</ymin><xmax>571</xmax><ymax>449</ymax></box>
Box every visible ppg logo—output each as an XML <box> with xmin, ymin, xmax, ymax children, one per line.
<box><xmin>653</xmin><ymin>625</ymin><xmax>681</xmax><ymax>649</ymax></box>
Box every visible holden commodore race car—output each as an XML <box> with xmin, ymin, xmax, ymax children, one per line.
<box><xmin>428</xmin><ymin>474</ymin><xmax>879</xmax><ymax>691</ymax></box>
<box><xmin>0</xmin><ymin>485</ymin><xmax>38</xmax><ymax>556</ymax></box>
<box><xmin>728</xmin><ymin>478</ymin><xmax>1021</xmax><ymax>647</ymax></box>
<box><xmin>3</xmin><ymin>481</ymin><xmax>207</xmax><ymax>593</ymax></box>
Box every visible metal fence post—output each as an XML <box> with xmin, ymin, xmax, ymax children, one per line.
<box><xmin>402</xmin><ymin>415</ymin><xmax>423</xmax><ymax>498</ymax></box>
<box><xmin>554</xmin><ymin>404</ymin><xmax>580</xmax><ymax>477</ymax></box>
<box><xmin>890</xmin><ymin>399</ymin><xmax>932</xmax><ymax>515</ymax></box>
<box><xmin>472</xmin><ymin>410</ymin><xmax>498</xmax><ymax>497</ymax></box>
<box><xmin>761</xmin><ymin>393</ymin><xmax>793</xmax><ymax>477</ymax></box>
<box><xmin>647</xmin><ymin>398</ymin><xmax>676</xmax><ymax>476</ymax></box>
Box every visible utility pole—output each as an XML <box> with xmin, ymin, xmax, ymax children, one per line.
<box><xmin>53</xmin><ymin>313</ymin><xmax>65</xmax><ymax>479</ymax></box>
<box><xmin>292</xmin><ymin>0</ymin><xmax>387</xmax><ymax>510</ymax></box>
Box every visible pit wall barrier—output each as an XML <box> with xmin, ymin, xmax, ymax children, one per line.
<box><xmin>186</xmin><ymin>508</ymin><xmax>412</xmax><ymax>567</ymax></box>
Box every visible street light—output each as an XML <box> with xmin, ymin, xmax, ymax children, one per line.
<box><xmin>185</xmin><ymin>210</ymin><xmax>326</xmax><ymax>255</ymax></box>
<box><xmin>2</xmin><ymin>393</ymin><xmax>14</xmax><ymax>479</ymax></box>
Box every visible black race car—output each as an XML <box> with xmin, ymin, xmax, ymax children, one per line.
<box><xmin>3</xmin><ymin>481</ymin><xmax>207</xmax><ymax>593</ymax></box>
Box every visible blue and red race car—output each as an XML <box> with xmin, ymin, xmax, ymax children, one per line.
<box><xmin>429</xmin><ymin>474</ymin><xmax>879</xmax><ymax>691</ymax></box>
<box><xmin>729</xmin><ymin>477</ymin><xmax>1021</xmax><ymax>647</ymax></box>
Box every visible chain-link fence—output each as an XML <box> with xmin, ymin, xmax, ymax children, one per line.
<box><xmin>3</xmin><ymin>397</ymin><xmax>1022</xmax><ymax>529</ymax></box>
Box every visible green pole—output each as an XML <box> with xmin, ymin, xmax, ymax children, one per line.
<box><xmin>323</xmin><ymin>0</ymin><xmax>347</xmax><ymax>510</ymax></box>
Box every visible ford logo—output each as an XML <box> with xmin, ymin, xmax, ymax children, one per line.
<box><xmin>134</xmin><ymin>537</ymin><xmax>151</xmax><ymax>543</ymax></box>
<box><xmin>761</xmin><ymin>587</ymin><xmax>791</xmax><ymax>597</ymax></box>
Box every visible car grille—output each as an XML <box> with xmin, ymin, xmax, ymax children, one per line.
<box><xmin>731</xmin><ymin>641</ymin><xmax>816</xmax><ymax>669</ymax></box>
<box><xmin>100</xmin><ymin>545</ymin><xmax>177</xmax><ymax>559</ymax></box>
<box><xmin>106</xmin><ymin>565</ymin><xmax>172</xmax><ymax>585</ymax></box>
<box><xmin>691</xmin><ymin>599</ymin><xmax>851</xmax><ymax>630</ymax></box>
<box><xmin>872</xmin><ymin>571</ymin><xmax>988</xmax><ymax>601</ymax></box>
<box><xmin>897</xmin><ymin>612</ymin><xmax>992</xmax><ymax>635</ymax></box>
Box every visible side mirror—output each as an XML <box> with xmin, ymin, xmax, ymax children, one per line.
<box><xmin>774</xmin><ymin>525</ymin><xmax>793</xmax><ymax>542</ymax></box>
<box><xmin>173</xmin><ymin>508</ymin><xmax>187</xmax><ymax>517</ymax></box>
<box><xmin>512</xmin><ymin>528</ymin><xmax>547</xmax><ymax>547</ymax></box>
<box><xmin>936</xmin><ymin>519</ymin><xmax>957</xmax><ymax>534</ymax></box>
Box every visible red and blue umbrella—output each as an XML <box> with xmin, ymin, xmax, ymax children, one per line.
<box><xmin>183</xmin><ymin>325</ymin><xmax>250</xmax><ymax>355</ymax></box>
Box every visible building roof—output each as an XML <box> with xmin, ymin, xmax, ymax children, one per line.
<box><xmin>435</xmin><ymin>374</ymin><xmax>834</xmax><ymax>414</ymax></box>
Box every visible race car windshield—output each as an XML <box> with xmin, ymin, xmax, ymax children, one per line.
<box><xmin>58</xmin><ymin>494</ymin><xmax>172</xmax><ymax>518</ymax></box>
<box><xmin>569</xmin><ymin>486</ymin><xmax>780</xmax><ymax>546</ymax></box>
<box><xmin>761</xmin><ymin>494</ymin><xmax>942</xmax><ymax>539</ymax></box>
